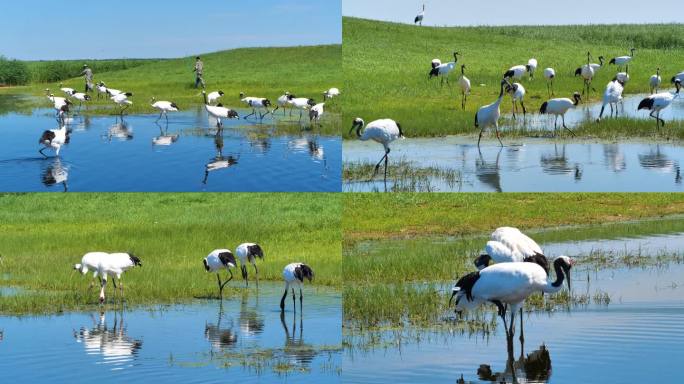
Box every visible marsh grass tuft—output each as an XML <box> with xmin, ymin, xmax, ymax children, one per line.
<box><xmin>343</xmin><ymin>158</ymin><xmax>461</xmax><ymax>192</ymax></box>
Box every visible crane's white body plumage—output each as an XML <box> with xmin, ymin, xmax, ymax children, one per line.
<box><xmin>323</xmin><ymin>87</ymin><xmax>340</xmax><ymax>100</ymax></box>
<box><xmin>527</xmin><ymin>58</ymin><xmax>538</xmax><ymax>79</ymax></box>
<box><xmin>598</xmin><ymin>80</ymin><xmax>625</xmax><ymax>121</ymax></box>
<box><xmin>475</xmin><ymin>80</ymin><xmax>508</xmax><ymax>146</ymax></box>
<box><xmin>458</xmin><ymin>65</ymin><xmax>471</xmax><ymax>110</ymax></box>
<box><xmin>540</xmin><ymin>93</ymin><xmax>581</xmax><ymax>136</ymax></box>
<box><xmin>207</xmin><ymin>91</ymin><xmax>224</xmax><ymax>105</ymax></box>
<box><xmin>484</xmin><ymin>227</ymin><xmax>543</xmax><ymax>266</ymax></box>
<box><xmin>504</xmin><ymin>65</ymin><xmax>528</xmax><ymax>80</ymax></box>
<box><xmin>638</xmin><ymin>80</ymin><xmax>681</xmax><ymax>128</ymax></box>
<box><xmin>650</xmin><ymin>69</ymin><xmax>662</xmax><ymax>94</ymax></box>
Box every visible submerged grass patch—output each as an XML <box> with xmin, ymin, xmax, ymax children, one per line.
<box><xmin>343</xmin><ymin>18</ymin><xmax>684</xmax><ymax>138</ymax></box>
<box><xmin>0</xmin><ymin>193</ymin><xmax>341</xmax><ymax>315</ymax></box>
<box><xmin>343</xmin><ymin>158</ymin><xmax>461</xmax><ymax>192</ymax></box>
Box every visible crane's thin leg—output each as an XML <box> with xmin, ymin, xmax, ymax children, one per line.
<box><xmin>553</xmin><ymin>116</ymin><xmax>558</xmax><ymax>137</ymax></box>
<box><xmin>495</xmin><ymin>124</ymin><xmax>503</xmax><ymax>147</ymax></box>
<box><xmin>477</xmin><ymin>128</ymin><xmax>484</xmax><ymax>147</ymax></box>
<box><xmin>384</xmin><ymin>151</ymin><xmax>389</xmax><ymax>182</ymax></box>
<box><xmin>372</xmin><ymin>149</ymin><xmax>389</xmax><ymax>180</ymax></box>
<box><xmin>519</xmin><ymin>307</ymin><xmax>524</xmax><ymax>343</ymax></box>
<box><xmin>244</xmin><ymin>109</ymin><xmax>256</xmax><ymax>120</ymax></box>
<box><xmin>562</xmin><ymin>115</ymin><xmax>576</xmax><ymax>137</ymax></box>
<box><xmin>253</xmin><ymin>264</ymin><xmax>259</xmax><ymax>287</ymax></box>
<box><xmin>512</xmin><ymin>100</ymin><xmax>516</xmax><ymax>120</ymax></box>
<box><xmin>521</xmin><ymin>101</ymin><xmax>526</xmax><ymax>118</ymax></box>
<box><xmin>216</xmin><ymin>273</ymin><xmax>223</xmax><ymax>298</ymax></box>
<box><xmin>165</xmin><ymin>113</ymin><xmax>169</xmax><ymax>124</ymax></box>
<box><xmin>39</xmin><ymin>148</ymin><xmax>48</xmax><ymax>158</ymax></box>
<box><xmin>299</xmin><ymin>287</ymin><xmax>303</xmax><ymax>312</ymax></box>
<box><xmin>280</xmin><ymin>282</ymin><xmax>289</xmax><ymax>311</ymax></box>
<box><xmin>292</xmin><ymin>288</ymin><xmax>296</xmax><ymax>313</ymax></box>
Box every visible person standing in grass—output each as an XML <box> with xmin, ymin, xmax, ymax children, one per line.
<box><xmin>193</xmin><ymin>56</ymin><xmax>205</xmax><ymax>89</ymax></box>
<box><xmin>81</xmin><ymin>64</ymin><xmax>93</xmax><ymax>93</ymax></box>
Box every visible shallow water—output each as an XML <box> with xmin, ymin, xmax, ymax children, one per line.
<box><xmin>344</xmin><ymin>233</ymin><xmax>684</xmax><ymax>383</ymax></box>
<box><xmin>508</xmin><ymin>91</ymin><xmax>684</xmax><ymax>131</ymax></box>
<box><xmin>0</xmin><ymin>106</ymin><xmax>341</xmax><ymax>192</ymax></box>
<box><xmin>344</xmin><ymin>138</ymin><xmax>684</xmax><ymax>192</ymax></box>
<box><xmin>0</xmin><ymin>284</ymin><xmax>341</xmax><ymax>383</ymax></box>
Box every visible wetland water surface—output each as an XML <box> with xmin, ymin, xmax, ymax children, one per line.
<box><xmin>344</xmin><ymin>231</ymin><xmax>684</xmax><ymax>383</ymax></box>
<box><xmin>0</xmin><ymin>106</ymin><xmax>341</xmax><ymax>192</ymax></box>
<box><xmin>0</xmin><ymin>285</ymin><xmax>341</xmax><ymax>383</ymax></box>
<box><xmin>344</xmin><ymin>138</ymin><xmax>684</xmax><ymax>192</ymax></box>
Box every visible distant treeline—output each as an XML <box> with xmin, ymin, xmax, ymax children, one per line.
<box><xmin>0</xmin><ymin>56</ymin><xmax>159</xmax><ymax>86</ymax></box>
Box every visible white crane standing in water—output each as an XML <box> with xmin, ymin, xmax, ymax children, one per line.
<box><xmin>475</xmin><ymin>79</ymin><xmax>509</xmax><ymax>147</ymax></box>
<box><xmin>203</xmin><ymin>249</ymin><xmax>237</xmax><ymax>298</ymax></box>
<box><xmin>638</xmin><ymin>79</ymin><xmax>681</xmax><ymax>129</ymax></box>
<box><xmin>236</xmin><ymin>243</ymin><xmax>264</xmax><ymax>287</ymax></box>
<box><xmin>150</xmin><ymin>97</ymin><xmax>179</xmax><ymax>123</ymax></box>
<box><xmin>349</xmin><ymin>117</ymin><xmax>405</xmax><ymax>182</ymax></box>
<box><xmin>539</xmin><ymin>92</ymin><xmax>581</xmax><ymax>137</ymax></box>
<box><xmin>280</xmin><ymin>263</ymin><xmax>314</xmax><ymax>312</ymax></box>
<box><xmin>450</xmin><ymin>256</ymin><xmax>573</xmax><ymax>340</ymax></box>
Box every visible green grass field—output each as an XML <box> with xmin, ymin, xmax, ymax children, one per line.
<box><xmin>0</xmin><ymin>44</ymin><xmax>341</xmax><ymax>122</ymax></box>
<box><xmin>342</xmin><ymin>18</ymin><xmax>684</xmax><ymax>138</ymax></box>
<box><xmin>0</xmin><ymin>193</ymin><xmax>341</xmax><ymax>314</ymax></box>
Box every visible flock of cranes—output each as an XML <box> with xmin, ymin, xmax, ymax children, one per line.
<box><xmin>72</xmin><ymin>244</ymin><xmax>314</xmax><ymax>312</ymax></box>
<box><xmin>450</xmin><ymin>227</ymin><xmax>574</xmax><ymax>341</ymax></box>
<box><xmin>349</xmin><ymin>41</ymin><xmax>682</xmax><ymax>181</ymax></box>
<box><xmin>39</xmin><ymin>83</ymin><xmax>339</xmax><ymax>158</ymax></box>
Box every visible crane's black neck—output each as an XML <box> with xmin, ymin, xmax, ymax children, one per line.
<box><xmin>552</xmin><ymin>259</ymin><xmax>566</xmax><ymax>288</ymax></box>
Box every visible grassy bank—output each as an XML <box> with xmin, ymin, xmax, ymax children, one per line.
<box><xmin>0</xmin><ymin>193</ymin><xmax>341</xmax><ymax>315</ymax></box>
<box><xmin>343</xmin><ymin>193</ymin><xmax>684</xmax><ymax>242</ymax></box>
<box><xmin>0</xmin><ymin>44</ymin><xmax>341</xmax><ymax>121</ymax></box>
<box><xmin>342</xmin><ymin>17</ymin><xmax>684</xmax><ymax>138</ymax></box>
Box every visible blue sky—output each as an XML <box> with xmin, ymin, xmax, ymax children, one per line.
<box><xmin>1</xmin><ymin>0</ymin><xmax>341</xmax><ymax>60</ymax></box>
<box><xmin>343</xmin><ymin>0</ymin><xmax>683</xmax><ymax>26</ymax></box>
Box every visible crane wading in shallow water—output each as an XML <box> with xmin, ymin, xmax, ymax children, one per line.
<box><xmin>203</xmin><ymin>249</ymin><xmax>237</xmax><ymax>298</ymax></box>
<box><xmin>350</xmin><ymin>118</ymin><xmax>405</xmax><ymax>182</ymax></box>
<box><xmin>280</xmin><ymin>263</ymin><xmax>314</xmax><ymax>312</ymax></box>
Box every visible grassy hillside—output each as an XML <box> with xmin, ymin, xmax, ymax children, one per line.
<box><xmin>0</xmin><ymin>44</ymin><xmax>341</xmax><ymax>120</ymax></box>
<box><xmin>0</xmin><ymin>193</ymin><xmax>341</xmax><ymax>314</ymax></box>
<box><xmin>343</xmin><ymin>18</ymin><xmax>684</xmax><ymax>137</ymax></box>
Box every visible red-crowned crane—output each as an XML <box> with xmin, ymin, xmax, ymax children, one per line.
<box><xmin>39</xmin><ymin>125</ymin><xmax>69</xmax><ymax>157</ymax></box>
<box><xmin>506</xmin><ymin>82</ymin><xmax>526</xmax><ymax>119</ymax></box>
<box><xmin>638</xmin><ymin>79</ymin><xmax>681</xmax><ymax>129</ymax></box>
<box><xmin>475</xmin><ymin>79</ymin><xmax>509</xmax><ymax>147</ymax></box>
<box><xmin>650</xmin><ymin>68</ymin><xmax>662</xmax><ymax>94</ymax></box>
<box><xmin>450</xmin><ymin>256</ymin><xmax>573</xmax><ymax>339</ymax></box>
<box><xmin>203</xmin><ymin>249</ymin><xmax>237</xmax><ymax>298</ymax></box>
<box><xmin>539</xmin><ymin>92</ymin><xmax>581</xmax><ymax>137</ymax></box>
<box><xmin>150</xmin><ymin>97</ymin><xmax>179</xmax><ymax>124</ymax></box>
<box><xmin>414</xmin><ymin>4</ymin><xmax>425</xmax><ymax>25</ymax></box>
<box><xmin>458</xmin><ymin>64</ymin><xmax>471</xmax><ymax>110</ymax></box>
<box><xmin>543</xmin><ymin>68</ymin><xmax>556</xmax><ymax>97</ymax></box>
<box><xmin>350</xmin><ymin>117</ymin><xmax>405</xmax><ymax>182</ymax></box>
<box><xmin>280</xmin><ymin>263</ymin><xmax>314</xmax><ymax>312</ymax></box>
<box><xmin>236</xmin><ymin>243</ymin><xmax>264</xmax><ymax>287</ymax></box>
<box><xmin>609</xmin><ymin>48</ymin><xmax>635</xmax><ymax>71</ymax></box>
